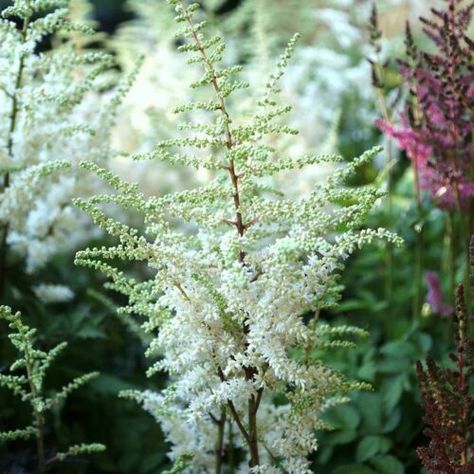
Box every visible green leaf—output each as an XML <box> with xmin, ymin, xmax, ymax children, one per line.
<box><xmin>417</xmin><ymin>333</ymin><xmax>432</xmax><ymax>353</ymax></box>
<box><xmin>380</xmin><ymin>341</ymin><xmax>415</xmax><ymax>358</ymax></box>
<box><xmin>381</xmin><ymin>375</ymin><xmax>405</xmax><ymax>412</ymax></box>
<box><xmin>325</xmin><ymin>429</ymin><xmax>358</xmax><ymax>446</ymax></box>
<box><xmin>382</xmin><ymin>407</ymin><xmax>402</xmax><ymax>434</ymax></box>
<box><xmin>370</xmin><ymin>455</ymin><xmax>404</xmax><ymax>474</ymax></box>
<box><xmin>357</xmin><ymin>393</ymin><xmax>382</xmax><ymax>434</ymax></box>
<box><xmin>377</xmin><ymin>357</ymin><xmax>411</xmax><ymax>374</ymax></box>
<box><xmin>356</xmin><ymin>435</ymin><xmax>392</xmax><ymax>462</ymax></box>
<box><xmin>324</xmin><ymin>404</ymin><xmax>361</xmax><ymax>430</ymax></box>
<box><xmin>317</xmin><ymin>445</ymin><xmax>334</xmax><ymax>464</ymax></box>
<box><xmin>333</xmin><ymin>464</ymin><xmax>377</xmax><ymax>474</ymax></box>
<box><xmin>358</xmin><ymin>360</ymin><xmax>376</xmax><ymax>381</ymax></box>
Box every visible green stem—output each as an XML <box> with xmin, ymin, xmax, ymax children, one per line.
<box><xmin>381</xmin><ymin>134</ymin><xmax>394</xmax><ymax>319</ymax></box>
<box><xmin>374</xmin><ymin>67</ymin><xmax>394</xmax><ymax>318</ymax></box>
<box><xmin>412</xmin><ymin>152</ymin><xmax>423</xmax><ymax>319</ymax></box>
<box><xmin>22</xmin><ymin>333</ymin><xmax>46</xmax><ymax>472</ymax></box>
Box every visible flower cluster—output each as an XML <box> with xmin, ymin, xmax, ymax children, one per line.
<box><xmin>0</xmin><ymin>3</ymin><xmax>137</xmax><ymax>469</ymax></box>
<box><xmin>0</xmin><ymin>0</ymin><xmax>128</xmax><ymax>280</ymax></box>
<box><xmin>377</xmin><ymin>0</ymin><xmax>474</xmax><ymax>210</ymax></box>
<box><xmin>76</xmin><ymin>1</ymin><xmax>401</xmax><ymax>472</ymax></box>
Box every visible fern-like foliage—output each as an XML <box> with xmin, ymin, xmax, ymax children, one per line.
<box><xmin>75</xmin><ymin>1</ymin><xmax>401</xmax><ymax>472</ymax></box>
<box><xmin>0</xmin><ymin>305</ymin><xmax>104</xmax><ymax>472</ymax></box>
<box><xmin>416</xmin><ymin>235</ymin><xmax>474</xmax><ymax>472</ymax></box>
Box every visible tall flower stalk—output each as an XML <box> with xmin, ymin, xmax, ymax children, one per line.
<box><xmin>76</xmin><ymin>1</ymin><xmax>400</xmax><ymax>471</ymax></box>
<box><xmin>416</xmin><ymin>235</ymin><xmax>474</xmax><ymax>472</ymax></box>
<box><xmin>377</xmin><ymin>0</ymin><xmax>474</xmax><ymax>312</ymax></box>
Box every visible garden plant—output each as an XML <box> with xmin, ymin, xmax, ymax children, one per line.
<box><xmin>0</xmin><ymin>0</ymin><xmax>472</xmax><ymax>473</ymax></box>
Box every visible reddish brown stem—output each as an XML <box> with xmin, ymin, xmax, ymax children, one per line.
<box><xmin>180</xmin><ymin>2</ymin><xmax>263</xmax><ymax>466</ymax></box>
<box><xmin>214</xmin><ymin>410</ymin><xmax>226</xmax><ymax>474</ymax></box>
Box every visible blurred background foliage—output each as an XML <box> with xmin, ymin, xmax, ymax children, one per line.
<box><xmin>0</xmin><ymin>0</ymin><xmax>469</xmax><ymax>472</ymax></box>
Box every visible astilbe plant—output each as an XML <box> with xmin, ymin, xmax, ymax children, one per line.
<box><xmin>115</xmin><ymin>0</ymin><xmax>389</xmax><ymax>196</ymax></box>
<box><xmin>0</xmin><ymin>305</ymin><xmax>104</xmax><ymax>472</ymax></box>
<box><xmin>0</xmin><ymin>0</ymin><xmax>130</xmax><ymax>295</ymax></box>
<box><xmin>376</xmin><ymin>0</ymin><xmax>474</xmax><ymax>212</ymax></box>
<box><xmin>416</xmin><ymin>236</ymin><xmax>474</xmax><ymax>472</ymax></box>
<box><xmin>75</xmin><ymin>1</ymin><xmax>401</xmax><ymax>472</ymax></box>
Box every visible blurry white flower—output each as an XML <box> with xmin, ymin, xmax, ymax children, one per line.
<box><xmin>33</xmin><ymin>284</ymin><xmax>74</xmax><ymax>304</ymax></box>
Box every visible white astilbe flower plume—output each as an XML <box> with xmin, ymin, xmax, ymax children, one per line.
<box><xmin>0</xmin><ymin>0</ymin><xmax>135</xmax><ymax>276</ymax></box>
<box><xmin>33</xmin><ymin>283</ymin><xmax>74</xmax><ymax>304</ymax></box>
<box><xmin>77</xmin><ymin>1</ymin><xmax>402</xmax><ymax>472</ymax></box>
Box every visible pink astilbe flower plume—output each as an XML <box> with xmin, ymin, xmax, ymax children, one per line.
<box><xmin>377</xmin><ymin>0</ymin><xmax>474</xmax><ymax>211</ymax></box>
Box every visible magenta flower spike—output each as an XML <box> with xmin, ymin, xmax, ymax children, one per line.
<box><xmin>378</xmin><ymin>0</ymin><xmax>474</xmax><ymax>211</ymax></box>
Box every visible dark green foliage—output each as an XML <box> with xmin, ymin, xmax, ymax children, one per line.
<box><xmin>0</xmin><ymin>248</ymin><xmax>170</xmax><ymax>473</ymax></box>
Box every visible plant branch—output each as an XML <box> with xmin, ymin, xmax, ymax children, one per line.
<box><xmin>21</xmin><ymin>330</ymin><xmax>46</xmax><ymax>472</ymax></box>
<box><xmin>217</xmin><ymin>367</ymin><xmax>250</xmax><ymax>444</ymax></box>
